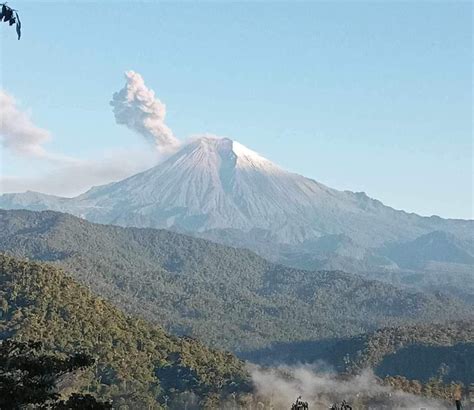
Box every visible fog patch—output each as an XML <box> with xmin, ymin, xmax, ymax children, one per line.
<box><xmin>243</xmin><ymin>364</ymin><xmax>449</xmax><ymax>410</ymax></box>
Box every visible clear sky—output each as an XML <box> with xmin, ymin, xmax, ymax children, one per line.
<box><xmin>1</xmin><ymin>1</ymin><xmax>472</xmax><ymax>219</ymax></box>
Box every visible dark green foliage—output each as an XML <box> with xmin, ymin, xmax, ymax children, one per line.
<box><xmin>346</xmin><ymin>321</ymin><xmax>474</xmax><ymax>383</ymax></box>
<box><xmin>333</xmin><ymin>321</ymin><xmax>474</xmax><ymax>386</ymax></box>
<box><xmin>244</xmin><ymin>321</ymin><xmax>474</xmax><ymax>390</ymax></box>
<box><xmin>0</xmin><ymin>339</ymin><xmax>110</xmax><ymax>409</ymax></box>
<box><xmin>54</xmin><ymin>393</ymin><xmax>111</xmax><ymax>409</ymax></box>
<box><xmin>0</xmin><ymin>254</ymin><xmax>249</xmax><ymax>408</ymax></box>
<box><xmin>0</xmin><ymin>209</ymin><xmax>471</xmax><ymax>353</ymax></box>
<box><xmin>377</xmin><ymin>343</ymin><xmax>473</xmax><ymax>384</ymax></box>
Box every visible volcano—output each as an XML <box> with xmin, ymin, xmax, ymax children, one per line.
<box><xmin>1</xmin><ymin>136</ymin><xmax>472</xmax><ymax>296</ymax></box>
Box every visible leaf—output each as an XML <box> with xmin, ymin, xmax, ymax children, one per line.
<box><xmin>15</xmin><ymin>11</ymin><xmax>21</xmax><ymax>40</ymax></box>
<box><xmin>3</xmin><ymin>6</ymin><xmax>12</xmax><ymax>22</ymax></box>
<box><xmin>0</xmin><ymin>4</ymin><xmax>7</xmax><ymax>20</ymax></box>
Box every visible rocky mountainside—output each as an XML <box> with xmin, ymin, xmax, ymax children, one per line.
<box><xmin>1</xmin><ymin>136</ymin><xmax>472</xmax><ymax>300</ymax></box>
<box><xmin>1</xmin><ymin>209</ymin><xmax>472</xmax><ymax>353</ymax></box>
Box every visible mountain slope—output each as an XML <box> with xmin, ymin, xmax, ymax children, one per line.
<box><xmin>381</xmin><ymin>230</ymin><xmax>474</xmax><ymax>269</ymax></box>
<box><xmin>244</xmin><ymin>321</ymin><xmax>474</xmax><ymax>385</ymax></box>
<box><xmin>0</xmin><ymin>253</ymin><xmax>249</xmax><ymax>408</ymax></box>
<box><xmin>0</xmin><ymin>209</ymin><xmax>472</xmax><ymax>353</ymax></box>
<box><xmin>1</xmin><ymin>137</ymin><xmax>472</xmax><ymax>300</ymax></box>
<box><xmin>346</xmin><ymin>321</ymin><xmax>474</xmax><ymax>385</ymax></box>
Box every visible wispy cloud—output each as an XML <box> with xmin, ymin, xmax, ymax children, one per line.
<box><xmin>0</xmin><ymin>90</ymin><xmax>76</xmax><ymax>165</ymax></box>
<box><xmin>1</xmin><ymin>149</ymin><xmax>157</xmax><ymax>197</ymax></box>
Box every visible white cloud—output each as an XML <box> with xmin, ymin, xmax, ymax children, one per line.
<box><xmin>0</xmin><ymin>149</ymin><xmax>157</xmax><ymax>197</ymax></box>
<box><xmin>0</xmin><ymin>90</ymin><xmax>76</xmax><ymax>165</ymax></box>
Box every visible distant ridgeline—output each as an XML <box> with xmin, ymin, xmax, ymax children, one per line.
<box><xmin>1</xmin><ymin>209</ymin><xmax>472</xmax><ymax>354</ymax></box>
<box><xmin>0</xmin><ymin>254</ymin><xmax>250</xmax><ymax>408</ymax></box>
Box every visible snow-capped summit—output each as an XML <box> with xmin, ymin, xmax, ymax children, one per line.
<box><xmin>69</xmin><ymin>136</ymin><xmax>333</xmax><ymax>240</ymax></box>
<box><xmin>163</xmin><ymin>136</ymin><xmax>281</xmax><ymax>175</ymax></box>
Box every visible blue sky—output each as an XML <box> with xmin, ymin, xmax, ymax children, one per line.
<box><xmin>1</xmin><ymin>1</ymin><xmax>472</xmax><ymax>219</ymax></box>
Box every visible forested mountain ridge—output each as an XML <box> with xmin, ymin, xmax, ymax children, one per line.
<box><xmin>0</xmin><ymin>254</ymin><xmax>249</xmax><ymax>408</ymax></box>
<box><xmin>244</xmin><ymin>321</ymin><xmax>474</xmax><ymax>388</ymax></box>
<box><xmin>345</xmin><ymin>321</ymin><xmax>474</xmax><ymax>385</ymax></box>
<box><xmin>0</xmin><ymin>209</ymin><xmax>472</xmax><ymax>353</ymax></box>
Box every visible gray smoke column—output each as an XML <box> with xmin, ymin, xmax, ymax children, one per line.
<box><xmin>110</xmin><ymin>71</ymin><xmax>180</xmax><ymax>153</ymax></box>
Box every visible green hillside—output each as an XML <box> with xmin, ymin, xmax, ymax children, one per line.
<box><xmin>346</xmin><ymin>321</ymin><xmax>474</xmax><ymax>385</ymax></box>
<box><xmin>1</xmin><ymin>251</ymin><xmax>471</xmax><ymax>408</ymax></box>
<box><xmin>249</xmin><ymin>321</ymin><xmax>473</xmax><ymax>384</ymax></box>
<box><xmin>0</xmin><ymin>254</ymin><xmax>249</xmax><ymax>408</ymax></box>
<box><xmin>244</xmin><ymin>320</ymin><xmax>473</xmax><ymax>400</ymax></box>
<box><xmin>1</xmin><ymin>209</ymin><xmax>472</xmax><ymax>353</ymax></box>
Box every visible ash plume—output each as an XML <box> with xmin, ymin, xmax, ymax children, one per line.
<box><xmin>110</xmin><ymin>70</ymin><xmax>180</xmax><ymax>153</ymax></box>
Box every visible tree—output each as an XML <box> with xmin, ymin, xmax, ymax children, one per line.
<box><xmin>0</xmin><ymin>339</ymin><xmax>111</xmax><ymax>409</ymax></box>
